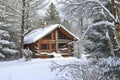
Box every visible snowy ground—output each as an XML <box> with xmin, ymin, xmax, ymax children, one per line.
<box><xmin>0</xmin><ymin>55</ymin><xmax>88</xmax><ymax>80</ymax></box>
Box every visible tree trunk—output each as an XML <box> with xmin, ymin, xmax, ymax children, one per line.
<box><xmin>111</xmin><ymin>0</ymin><xmax>120</xmax><ymax>57</ymax></box>
<box><xmin>114</xmin><ymin>22</ymin><xmax>120</xmax><ymax>46</ymax></box>
<box><xmin>111</xmin><ymin>0</ymin><xmax>120</xmax><ymax>47</ymax></box>
<box><xmin>111</xmin><ymin>0</ymin><xmax>116</xmax><ymax>19</ymax></box>
<box><xmin>20</xmin><ymin>0</ymin><xmax>25</xmax><ymax>58</ymax></box>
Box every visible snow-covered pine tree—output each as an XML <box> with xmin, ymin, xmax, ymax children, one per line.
<box><xmin>0</xmin><ymin>22</ymin><xmax>19</xmax><ymax>60</ymax></box>
<box><xmin>44</xmin><ymin>3</ymin><xmax>61</xmax><ymax>24</ymax></box>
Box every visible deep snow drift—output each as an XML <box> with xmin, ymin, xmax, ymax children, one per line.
<box><xmin>0</xmin><ymin>56</ymin><xmax>88</xmax><ymax>80</ymax></box>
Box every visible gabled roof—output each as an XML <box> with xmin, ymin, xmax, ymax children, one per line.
<box><xmin>24</xmin><ymin>24</ymin><xmax>79</xmax><ymax>44</ymax></box>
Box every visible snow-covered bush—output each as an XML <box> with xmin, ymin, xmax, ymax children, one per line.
<box><xmin>71</xmin><ymin>40</ymin><xmax>85</xmax><ymax>59</ymax></box>
<box><xmin>50</xmin><ymin>57</ymin><xmax>120</xmax><ymax>80</ymax></box>
<box><xmin>97</xmin><ymin>57</ymin><xmax>120</xmax><ymax>80</ymax></box>
<box><xmin>22</xmin><ymin>48</ymin><xmax>33</xmax><ymax>61</ymax></box>
<box><xmin>50</xmin><ymin>61</ymin><xmax>102</xmax><ymax>80</ymax></box>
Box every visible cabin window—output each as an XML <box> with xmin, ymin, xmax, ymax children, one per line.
<box><xmin>58</xmin><ymin>43</ymin><xmax>67</xmax><ymax>48</ymax></box>
<box><xmin>41</xmin><ymin>44</ymin><xmax>49</xmax><ymax>49</ymax></box>
<box><xmin>43</xmin><ymin>34</ymin><xmax>51</xmax><ymax>39</ymax></box>
<box><xmin>58</xmin><ymin>31</ymin><xmax>69</xmax><ymax>39</ymax></box>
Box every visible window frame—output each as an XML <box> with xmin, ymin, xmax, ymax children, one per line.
<box><xmin>41</xmin><ymin>44</ymin><xmax>49</xmax><ymax>49</ymax></box>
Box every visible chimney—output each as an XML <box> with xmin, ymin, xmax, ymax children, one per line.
<box><xmin>43</xmin><ymin>21</ymin><xmax>48</xmax><ymax>28</ymax></box>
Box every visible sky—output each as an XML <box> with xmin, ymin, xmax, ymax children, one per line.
<box><xmin>51</xmin><ymin>0</ymin><xmax>57</xmax><ymax>4</ymax></box>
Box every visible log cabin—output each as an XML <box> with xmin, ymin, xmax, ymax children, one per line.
<box><xmin>24</xmin><ymin>24</ymin><xmax>79</xmax><ymax>58</ymax></box>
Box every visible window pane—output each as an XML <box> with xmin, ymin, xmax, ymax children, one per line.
<box><xmin>41</xmin><ymin>44</ymin><xmax>49</xmax><ymax>49</ymax></box>
<box><xmin>43</xmin><ymin>34</ymin><xmax>51</xmax><ymax>39</ymax></box>
<box><xmin>58</xmin><ymin>31</ymin><xmax>69</xmax><ymax>39</ymax></box>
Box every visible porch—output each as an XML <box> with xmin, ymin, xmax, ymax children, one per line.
<box><xmin>34</xmin><ymin>52</ymin><xmax>73</xmax><ymax>58</ymax></box>
<box><xmin>34</xmin><ymin>39</ymin><xmax>74</xmax><ymax>58</ymax></box>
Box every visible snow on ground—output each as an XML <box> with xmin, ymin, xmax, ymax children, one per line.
<box><xmin>0</xmin><ymin>55</ymin><xmax>88</xmax><ymax>80</ymax></box>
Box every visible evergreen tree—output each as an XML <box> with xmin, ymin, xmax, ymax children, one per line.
<box><xmin>62</xmin><ymin>19</ymin><xmax>71</xmax><ymax>30</ymax></box>
<box><xmin>44</xmin><ymin>3</ymin><xmax>61</xmax><ymax>24</ymax></box>
<box><xmin>0</xmin><ymin>22</ymin><xmax>19</xmax><ymax>60</ymax></box>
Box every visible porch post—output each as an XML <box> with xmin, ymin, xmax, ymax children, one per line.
<box><xmin>55</xmin><ymin>30</ymin><xmax>58</xmax><ymax>52</ymax></box>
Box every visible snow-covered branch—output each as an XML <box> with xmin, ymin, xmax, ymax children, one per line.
<box><xmin>115</xmin><ymin>0</ymin><xmax>120</xmax><ymax>5</ymax></box>
<box><xmin>82</xmin><ymin>21</ymin><xmax>114</xmax><ymax>40</ymax></box>
<box><xmin>84</xmin><ymin>0</ymin><xmax>115</xmax><ymax>20</ymax></box>
<box><xmin>0</xmin><ymin>0</ymin><xmax>21</xmax><ymax>15</ymax></box>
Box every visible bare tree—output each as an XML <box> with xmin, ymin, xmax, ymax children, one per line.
<box><xmin>50</xmin><ymin>61</ymin><xmax>105</xmax><ymax>80</ymax></box>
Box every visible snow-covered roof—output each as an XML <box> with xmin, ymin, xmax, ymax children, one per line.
<box><xmin>24</xmin><ymin>24</ymin><xmax>79</xmax><ymax>44</ymax></box>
